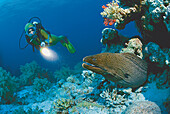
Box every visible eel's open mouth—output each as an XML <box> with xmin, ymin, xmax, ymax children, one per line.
<box><xmin>82</xmin><ymin>57</ymin><xmax>107</xmax><ymax>74</ymax></box>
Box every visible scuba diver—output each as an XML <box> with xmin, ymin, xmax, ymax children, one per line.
<box><xmin>20</xmin><ymin>17</ymin><xmax>76</xmax><ymax>53</ymax></box>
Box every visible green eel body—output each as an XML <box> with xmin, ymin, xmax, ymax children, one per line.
<box><xmin>82</xmin><ymin>53</ymin><xmax>148</xmax><ymax>88</ymax></box>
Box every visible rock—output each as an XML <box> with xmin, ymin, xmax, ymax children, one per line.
<box><xmin>123</xmin><ymin>101</ymin><xmax>161</xmax><ymax>114</ymax></box>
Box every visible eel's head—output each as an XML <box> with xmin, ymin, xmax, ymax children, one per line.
<box><xmin>82</xmin><ymin>53</ymin><xmax>114</xmax><ymax>76</ymax></box>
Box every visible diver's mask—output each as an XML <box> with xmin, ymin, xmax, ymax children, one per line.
<box><xmin>26</xmin><ymin>27</ymin><xmax>36</xmax><ymax>37</ymax></box>
<box><xmin>26</xmin><ymin>26</ymin><xmax>38</xmax><ymax>42</ymax></box>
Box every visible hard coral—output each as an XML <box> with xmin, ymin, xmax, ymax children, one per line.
<box><xmin>71</xmin><ymin>101</ymin><xmax>104</xmax><ymax>113</ymax></box>
<box><xmin>50</xmin><ymin>98</ymin><xmax>75</xmax><ymax>113</ymax></box>
<box><xmin>120</xmin><ymin>38</ymin><xmax>143</xmax><ymax>58</ymax></box>
<box><xmin>100</xmin><ymin>87</ymin><xmax>146</xmax><ymax>113</ymax></box>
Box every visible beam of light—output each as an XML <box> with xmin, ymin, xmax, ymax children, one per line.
<box><xmin>40</xmin><ymin>47</ymin><xmax>59</xmax><ymax>61</ymax></box>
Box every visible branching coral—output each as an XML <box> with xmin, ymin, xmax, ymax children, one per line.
<box><xmin>0</xmin><ymin>67</ymin><xmax>19</xmax><ymax>104</ymax></box>
<box><xmin>49</xmin><ymin>98</ymin><xmax>75</xmax><ymax>113</ymax></box>
<box><xmin>100</xmin><ymin>87</ymin><xmax>146</xmax><ymax>113</ymax></box>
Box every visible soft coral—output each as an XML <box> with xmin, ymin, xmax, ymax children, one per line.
<box><xmin>104</xmin><ymin>18</ymin><xmax>116</xmax><ymax>26</ymax></box>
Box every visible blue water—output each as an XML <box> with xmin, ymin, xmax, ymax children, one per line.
<box><xmin>0</xmin><ymin>0</ymin><xmax>140</xmax><ymax>76</ymax></box>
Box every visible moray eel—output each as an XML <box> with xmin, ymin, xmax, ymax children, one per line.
<box><xmin>82</xmin><ymin>53</ymin><xmax>148</xmax><ymax>88</ymax></box>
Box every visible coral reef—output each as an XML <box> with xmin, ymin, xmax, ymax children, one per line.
<box><xmin>50</xmin><ymin>98</ymin><xmax>75</xmax><ymax>113</ymax></box>
<box><xmin>20</xmin><ymin>61</ymin><xmax>41</xmax><ymax>86</ymax></box>
<box><xmin>66</xmin><ymin>74</ymin><xmax>83</xmax><ymax>85</ymax></box>
<box><xmin>145</xmin><ymin>42</ymin><xmax>170</xmax><ymax>67</ymax></box>
<box><xmin>101</xmin><ymin>0</ymin><xmax>170</xmax><ymax>47</ymax></box>
<box><xmin>96</xmin><ymin>1</ymin><xmax>169</xmax><ymax>113</ymax></box>
<box><xmin>13</xmin><ymin>106</ymin><xmax>43</xmax><ymax>114</ymax></box>
<box><xmin>123</xmin><ymin>101</ymin><xmax>161</xmax><ymax>114</ymax></box>
<box><xmin>143</xmin><ymin>42</ymin><xmax>170</xmax><ymax>89</ymax></box>
<box><xmin>147</xmin><ymin>68</ymin><xmax>170</xmax><ymax>89</ymax></box>
<box><xmin>139</xmin><ymin>0</ymin><xmax>170</xmax><ymax>47</ymax></box>
<box><xmin>73</xmin><ymin>62</ymin><xmax>85</xmax><ymax>74</ymax></box>
<box><xmin>141</xmin><ymin>82</ymin><xmax>170</xmax><ymax>113</ymax></box>
<box><xmin>70</xmin><ymin>101</ymin><xmax>105</xmax><ymax>113</ymax></box>
<box><xmin>163</xmin><ymin>96</ymin><xmax>170</xmax><ymax>113</ymax></box>
<box><xmin>120</xmin><ymin>38</ymin><xmax>143</xmax><ymax>58</ymax></box>
<box><xmin>16</xmin><ymin>85</ymin><xmax>53</xmax><ymax>105</ymax></box>
<box><xmin>20</xmin><ymin>61</ymin><xmax>54</xmax><ymax>86</ymax></box>
<box><xmin>101</xmin><ymin>28</ymin><xmax>144</xmax><ymax>58</ymax></box>
<box><xmin>100</xmin><ymin>1</ymin><xmax>170</xmax><ymax>90</ymax></box>
<box><xmin>101</xmin><ymin>0</ymin><xmax>140</xmax><ymax>29</ymax></box>
<box><xmin>54</xmin><ymin>65</ymin><xmax>74</xmax><ymax>81</ymax></box>
<box><xmin>0</xmin><ymin>67</ymin><xmax>19</xmax><ymax>104</ymax></box>
<box><xmin>101</xmin><ymin>28</ymin><xmax>128</xmax><ymax>53</ymax></box>
<box><xmin>101</xmin><ymin>28</ymin><xmax>119</xmax><ymax>45</ymax></box>
<box><xmin>54</xmin><ymin>62</ymin><xmax>84</xmax><ymax>81</ymax></box>
<box><xmin>100</xmin><ymin>87</ymin><xmax>146</xmax><ymax>113</ymax></box>
<box><xmin>0</xmin><ymin>68</ymin><xmax>169</xmax><ymax>113</ymax></box>
<box><xmin>0</xmin><ymin>1</ymin><xmax>169</xmax><ymax>114</ymax></box>
<box><xmin>33</xmin><ymin>77</ymin><xmax>52</xmax><ymax>92</ymax></box>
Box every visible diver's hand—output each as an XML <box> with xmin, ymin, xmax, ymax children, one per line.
<box><xmin>41</xmin><ymin>42</ymin><xmax>46</xmax><ymax>47</ymax></box>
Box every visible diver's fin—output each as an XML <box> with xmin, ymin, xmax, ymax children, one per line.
<box><xmin>66</xmin><ymin>41</ymin><xmax>76</xmax><ymax>54</ymax></box>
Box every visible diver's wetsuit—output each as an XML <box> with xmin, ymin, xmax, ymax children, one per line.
<box><xmin>25</xmin><ymin>23</ymin><xmax>76</xmax><ymax>53</ymax></box>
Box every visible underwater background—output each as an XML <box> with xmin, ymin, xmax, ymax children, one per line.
<box><xmin>0</xmin><ymin>0</ymin><xmax>140</xmax><ymax>75</ymax></box>
<box><xmin>0</xmin><ymin>0</ymin><xmax>169</xmax><ymax>114</ymax></box>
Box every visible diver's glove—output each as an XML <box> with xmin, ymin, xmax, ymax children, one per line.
<box><xmin>41</xmin><ymin>42</ymin><xmax>46</xmax><ymax>47</ymax></box>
